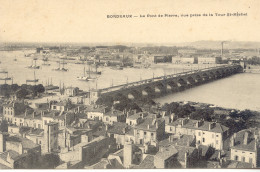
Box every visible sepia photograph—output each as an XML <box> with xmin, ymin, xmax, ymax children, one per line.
<box><xmin>0</xmin><ymin>0</ymin><xmax>259</xmax><ymax>169</ymax></box>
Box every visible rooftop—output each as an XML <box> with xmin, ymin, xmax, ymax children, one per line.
<box><xmin>134</xmin><ymin>118</ymin><xmax>164</xmax><ymax>132</ymax></box>
<box><xmin>168</xmin><ymin>118</ymin><xmax>229</xmax><ymax>133</ymax></box>
<box><xmin>154</xmin><ymin>145</ymin><xmax>178</xmax><ymax>160</ymax></box>
<box><xmin>231</xmin><ymin>129</ymin><xmax>258</xmax><ymax>152</ymax></box>
<box><xmin>6</xmin><ymin>135</ymin><xmax>40</xmax><ymax>150</ymax></box>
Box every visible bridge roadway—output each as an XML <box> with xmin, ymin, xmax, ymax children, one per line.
<box><xmin>94</xmin><ymin>64</ymin><xmax>243</xmax><ymax>101</ymax></box>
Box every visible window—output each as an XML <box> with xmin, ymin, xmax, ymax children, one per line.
<box><xmin>38</xmin><ymin>124</ymin><xmax>41</xmax><ymax>129</ymax></box>
<box><xmin>144</xmin><ymin>132</ymin><xmax>147</xmax><ymax>136</ymax></box>
<box><xmin>203</xmin><ymin>138</ymin><xmax>205</xmax><ymax>142</ymax></box>
<box><xmin>53</xmin><ymin>106</ymin><xmax>56</xmax><ymax>109</ymax></box>
<box><xmin>216</xmin><ymin>135</ymin><xmax>219</xmax><ymax>137</ymax></box>
<box><xmin>216</xmin><ymin>140</ymin><xmax>219</xmax><ymax>144</ymax></box>
<box><xmin>249</xmin><ymin>158</ymin><xmax>252</xmax><ymax>163</ymax></box>
<box><xmin>242</xmin><ymin>157</ymin><xmax>245</xmax><ymax>162</ymax></box>
<box><xmin>170</xmin><ymin>127</ymin><xmax>172</xmax><ymax>131</ymax></box>
<box><xmin>235</xmin><ymin>156</ymin><xmax>239</xmax><ymax>161</ymax></box>
<box><xmin>44</xmin><ymin>120</ymin><xmax>47</xmax><ymax>125</ymax></box>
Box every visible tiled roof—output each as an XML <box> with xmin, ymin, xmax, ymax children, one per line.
<box><xmin>125</xmin><ymin>127</ymin><xmax>134</xmax><ymax>136</ymax></box>
<box><xmin>154</xmin><ymin>145</ymin><xmax>178</xmax><ymax>160</ymax></box>
<box><xmin>231</xmin><ymin>129</ymin><xmax>257</xmax><ymax>152</ymax></box>
<box><xmin>85</xmin><ymin>105</ymin><xmax>106</xmax><ymax>113</ymax></box>
<box><xmin>6</xmin><ymin>135</ymin><xmax>39</xmax><ymax>150</ymax></box>
<box><xmin>168</xmin><ymin>118</ymin><xmax>229</xmax><ymax>133</ymax></box>
<box><xmin>91</xmin><ymin>159</ymin><xmax>110</xmax><ymax>169</ymax></box>
<box><xmin>174</xmin><ymin>145</ymin><xmax>197</xmax><ymax>162</ymax></box>
<box><xmin>104</xmin><ymin>110</ymin><xmax>124</xmax><ymax>117</ymax></box>
<box><xmin>107</xmin><ymin>122</ymin><xmax>128</xmax><ymax>135</ymax></box>
<box><xmin>134</xmin><ymin>118</ymin><xmax>164</xmax><ymax>132</ymax></box>
<box><xmin>227</xmin><ymin>161</ymin><xmax>253</xmax><ymax>168</ymax></box>
<box><xmin>134</xmin><ymin>155</ymin><xmax>155</xmax><ymax>169</ymax></box>
<box><xmin>0</xmin><ymin>150</ymin><xmax>20</xmax><ymax>162</ymax></box>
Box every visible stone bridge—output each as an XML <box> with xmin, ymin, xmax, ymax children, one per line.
<box><xmin>92</xmin><ymin>64</ymin><xmax>243</xmax><ymax>102</ymax></box>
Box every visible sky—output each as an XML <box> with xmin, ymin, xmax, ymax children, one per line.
<box><xmin>0</xmin><ymin>0</ymin><xmax>260</xmax><ymax>43</ymax></box>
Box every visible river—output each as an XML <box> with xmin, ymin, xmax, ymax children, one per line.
<box><xmin>0</xmin><ymin>50</ymin><xmax>259</xmax><ymax>111</ymax></box>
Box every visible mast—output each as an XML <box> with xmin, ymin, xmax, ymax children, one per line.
<box><xmin>34</xmin><ymin>71</ymin><xmax>36</xmax><ymax>85</ymax></box>
<box><xmin>88</xmin><ymin>64</ymin><xmax>90</xmax><ymax>78</ymax></box>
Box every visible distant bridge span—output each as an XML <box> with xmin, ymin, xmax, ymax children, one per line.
<box><xmin>92</xmin><ymin>64</ymin><xmax>243</xmax><ymax>102</ymax></box>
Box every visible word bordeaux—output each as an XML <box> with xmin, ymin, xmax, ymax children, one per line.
<box><xmin>107</xmin><ymin>15</ymin><xmax>133</xmax><ymax>18</ymax></box>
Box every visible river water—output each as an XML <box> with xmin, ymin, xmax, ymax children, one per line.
<box><xmin>0</xmin><ymin>50</ymin><xmax>259</xmax><ymax>111</ymax></box>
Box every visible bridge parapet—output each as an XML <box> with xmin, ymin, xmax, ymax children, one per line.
<box><xmin>97</xmin><ymin>64</ymin><xmax>242</xmax><ymax>95</ymax></box>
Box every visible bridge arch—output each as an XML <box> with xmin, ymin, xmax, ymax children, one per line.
<box><xmin>187</xmin><ymin>76</ymin><xmax>196</xmax><ymax>86</ymax></box>
<box><xmin>127</xmin><ymin>89</ymin><xmax>141</xmax><ymax>100</ymax></box>
<box><xmin>177</xmin><ymin>78</ymin><xmax>187</xmax><ymax>87</ymax></box>
<box><xmin>112</xmin><ymin>92</ymin><xmax>128</xmax><ymax>103</ymax></box>
<box><xmin>209</xmin><ymin>71</ymin><xmax>216</xmax><ymax>79</ymax></box>
<box><xmin>202</xmin><ymin>73</ymin><xmax>209</xmax><ymax>82</ymax></box>
<box><xmin>215</xmin><ymin>70</ymin><xmax>222</xmax><ymax>78</ymax></box>
<box><xmin>142</xmin><ymin>86</ymin><xmax>155</xmax><ymax>98</ymax></box>
<box><xmin>194</xmin><ymin>74</ymin><xmax>203</xmax><ymax>84</ymax></box>
<box><xmin>154</xmin><ymin>82</ymin><xmax>165</xmax><ymax>94</ymax></box>
<box><xmin>167</xmin><ymin>80</ymin><xmax>178</xmax><ymax>92</ymax></box>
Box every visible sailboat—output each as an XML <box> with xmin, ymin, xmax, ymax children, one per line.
<box><xmin>42</xmin><ymin>57</ymin><xmax>51</xmax><ymax>66</ymax></box>
<box><xmin>26</xmin><ymin>71</ymin><xmax>39</xmax><ymax>84</ymax></box>
<box><xmin>77</xmin><ymin>64</ymin><xmax>97</xmax><ymax>81</ymax></box>
<box><xmin>27</xmin><ymin>59</ymin><xmax>40</xmax><ymax>69</ymax></box>
<box><xmin>86</xmin><ymin>64</ymin><xmax>102</xmax><ymax>75</ymax></box>
<box><xmin>77</xmin><ymin>66</ymin><xmax>89</xmax><ymax>81</ymax></box>
<box><xmin>53</xmin><ymin>59</ymin><xmax>68</xmax><ymax>71</ymax></box>
<box><xmin>0</xmin><ymin>71</ymin><xmax>12</xmax><ymax>83</ymax></box>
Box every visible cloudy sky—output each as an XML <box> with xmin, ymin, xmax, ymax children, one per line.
<box><xmin>0</xmin><ymin>0</ymin><xmax>260</xmax><ymax>43</ymax></box>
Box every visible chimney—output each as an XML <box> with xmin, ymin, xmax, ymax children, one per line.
<box><xmin>41</xmin><ymin>111</ymin><xmax>45</xmax><ymax>118</ymax></box>
<box><xmin>0</xmin><ymin>133</ymin><xmax>7</xmax><ymax>152</ymax></box>
<box><xmin>105</xmin><ymin>124</ymin><xmax>109</xmax><ymax>131</ymax></box>
<box><xmin>155</xmin><ymin>122</ymin><xmax>158</xmax><ymax>129</ymax></box>
<box><xmin>170</xmin><ymin>113</ymin><xmax>174</xmax><ymax>122</ymax></box>
<box><xmin>196</xmin><ymin>121</ymin><xmax>199</xmax><ymax>128</ymax></box>
<box><xmin>32</xmin><ymin>111</ymin><xmax>36</xmax><ymax>118</ymax></box>
<box><xmin>165</xmin><ymin>116</ymin><xmax>170</xmax><ymax>124</ymax></box>
<box><xmin>230</xmin><ymin>136</ymin><xmax>235</xmax><ymax>147</ymax></box>
<box><xmin>78</xmin><ymin>146</ymin><xmax>83</xmax><ymax>161</ymax></box>
<box><xmin>184</xmin><ymin>151</ymin><xmax>188</xmax><ymax>168</ymax></box>
<box><xmin>209</xmin><ymin>122</ymin><xmax>215</xmax><ymax>130</ymax></box>
<box><xmin>243</xmin><ymin>132</ymin><xmax>249</xmax><ymax>145</ymax></box>
<box><xmin>18</xmin><ymin>142</ymin><xmax>23</xmax><ymax>154</ymax></box>
<box><xmin>218</xmin><ymin>151</ymin><xmax>221</xmax><ymax>160</ymax></box>
<box><xmin>147</xmin><ymin>124</ymin><xmax>150</xmax><ymax>129</ymax></box>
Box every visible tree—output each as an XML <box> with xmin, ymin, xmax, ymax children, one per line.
<box><xmin>16</xmin><ymin>88</ymin><xmax>29</xmax><ymax>99</ymax></box>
